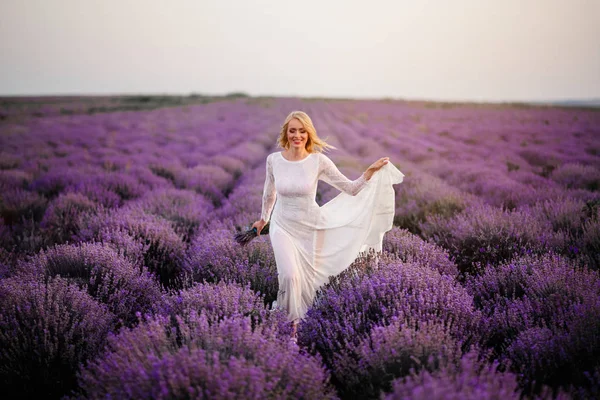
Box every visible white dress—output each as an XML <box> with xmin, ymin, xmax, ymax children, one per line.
<box><xmin>260</xmin><ymin>151</ymin><xmax>405</xmax><ymax>323</ymax></box>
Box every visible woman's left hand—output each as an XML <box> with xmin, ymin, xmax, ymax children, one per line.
<box><xmin>364</xmin><ymin>157</ymin><xmax>389</xmax><ymax>180</ymax></box>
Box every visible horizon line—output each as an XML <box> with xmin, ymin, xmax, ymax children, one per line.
<box><xmin>1</xmin><ymin>91</ymin><xmax>599</xmax><ymax>107</ymax></box>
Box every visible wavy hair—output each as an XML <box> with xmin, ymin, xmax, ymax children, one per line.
<box><xmin>277</xmin><ymin>111</ymin><xmax>335</xmax><ymax>153</ymax></box>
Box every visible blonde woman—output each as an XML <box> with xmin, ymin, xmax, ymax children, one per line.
<box><xmin>252</xmin><ymin>111</ymin><xmax>404</xmax><ymax>343</ymax></box>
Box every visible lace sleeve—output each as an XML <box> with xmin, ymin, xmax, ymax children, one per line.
<box><xmin>318</xmin><ymin>153</ymin><xmax>369</xmax><ymax>196</ymax></box>
<box><xmin>260</xmin><ymin>154</ymin><xmax>277</xmax><ymax>222</ymax></box>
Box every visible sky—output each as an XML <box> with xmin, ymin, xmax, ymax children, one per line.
<box><xmin>1</xmin><ymin>0</ymin><xmax>599</xmax><ymax>102</ymax></box>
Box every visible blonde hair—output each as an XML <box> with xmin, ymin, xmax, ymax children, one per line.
<box><xmin>277</xmin><ymin>111</ymin><xmax>335</xmax><ymax>153</ymax></box>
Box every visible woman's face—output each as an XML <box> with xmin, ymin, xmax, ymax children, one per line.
<box><xmin>286</xmin><ymin>118</ymin><xmax>308</xmax><ymax>150</ymax></box>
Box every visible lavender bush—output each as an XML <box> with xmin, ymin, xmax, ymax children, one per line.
<box><xmin>332</xmin><ymin>318</ymin><xmax>462</xmax><ymax>399</ymax></box>
<box><xmin>65</xmin><ymin>179</ymin><xmax>123</xmax><ymax>208</ymax></box>
<box><xmin>578</xmin><ymin>216</ymin><xmax>600</xmax><ymax>270</ymax></box>
<box><xmin>39</xmin><ymin>192</ymin><xmax>99</xmax><ymax>246</ymax></box>
<box><xmin>216</xmin><ymin>174</ymin><xmax>265</xmax><ymax>226</ymax></box>
<box><xmin>0</xmin><ymin>247</ymin><xmax>16</xmax><ymax>278</ymax></box>
<box><xmin>183</xmin><ymin>163</ymin><xmax>235</xmax><ymax>204</ymax></box>
<box><xmin>420</xmin><ymin>202</ymin><xmax>562</xmax><ymax>276</ymax></box>
<box><xmin>0</xmin><ymin>187</ymin><xmax>47</xmax><ymax>226</ymax></box>
<box><xmin>384</xmin><ymin>350</ymin><xmax>569</xmax><ymax>400</ymax></box>
<box><xmin>0</xmin><ymin>209</ymin><xmax>47</xmax><ymax>254</ymax></box>
<box><xmin>392</xmin><ymin>168</ymin><xmax>470</xmax><ymax>234</ymax></box>
<box><xmin>16</xmin><ymin>242</ymin><xmax>163</xmax><ymax>327</ymax></box>
<box><xmin>209</xmin><ymin>154</ymin><xmax>246</xmax><ymax>176</ymax></box>
<box><xmin>0</xmin><ymin>276</ymin><xmax>113</xmax><ymax>399</ymax></box>
<box><xmin>382</xmin><ymin>226</ymin><xmax>459</xmax><ymax>276</ymax></box>
<box><xmin>0</xmin><ymin>151</ymin><xmax>22</xmax><ymax>170</ymax></box>
<box><xmin>75</xmin><ymin>206</ymin><xmax>188</xmax><ymax>289</ymax></box>
<box><xmin>525</xmin><ymin>196</ymin><xmax>600</xmax><ymax>268</ymax></box>
<box><xmin>75</xmin><ymin>312</ymin><xmax>338</xmax><ymax>399</ymax></box>
<box><xmin>80</xmin><ymin>171</ymin><xmax>148</xmax><ymax>204</ymax></box>
<box><xmin>0</xmin><ymin>168</ymin><xmax>32</xmax><ymax>189</ymax></box>
<box><xmin>161</xmin><ymin>280</ymin><xmax>292</xmax><ymax>339</ymax></box>
<box><xmin>299</xmin><ymin>257</ymin><xmax>481</xmax><ymax>391</ymax></box>
<box><xmin>130</xmin><ymin>187</ymin><xmax>213</xmax><ymax>242</ymax></box>
<box><xmin>466</xmin><ymin>253</ymin><xmax>600</xmax><ymax>395</ymax></box>
<box><xmin>29</xmin><ymin>167</ymin><xmax>89</xmax><ymax>199</ymax></box>
<box><xmin>550</xmin><ymin>162</ymin><xmax>600</xmax><ymax>191</ymax></box>
<box><xmin>528</xmin><ymin>196</ymin><xmax>589</xmax><ymax>237</ymax></box>
<box><xmin>184</xmin><ymin>220</ymin><xmax>279</xmax><ymax>304</ymax></box>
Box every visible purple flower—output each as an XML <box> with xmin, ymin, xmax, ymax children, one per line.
<box><xmin>16</xmin><ymin>242</ymin><xmax>163</xmax><ymax>327</ymax></box>
<box><xmin>0</xmin><ymin>276</ymin><xmax>112</xmax><ymax>398</ymax></box>
<box><xmin>76</xmin><ymin>312</ymin><xmax>338</xmax><ymax>399</ymax></box>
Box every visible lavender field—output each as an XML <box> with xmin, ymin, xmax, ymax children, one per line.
<box><xmin>0</xmin><ymin>95</ymin><xmax>599</xmax><ymax>399</ymax></box>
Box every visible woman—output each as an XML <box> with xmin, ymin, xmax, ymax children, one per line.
<box><xmin>252</xmin><ymin>111</ymin><xmax>404</xmax><ymax>343</ymax></box>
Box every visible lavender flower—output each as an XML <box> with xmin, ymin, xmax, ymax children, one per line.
<box><xmin>129</xmin><ymin>187</ymin><xmax>213</xmax><ymax>242</ymax></box>
<box><xmin>74</xmin><ymin>206</ymin><xmax>188</xmax><ymax>289</ymax></box>
<box><xmin>75</xmin><ymin>312</ymin><xmax>338</xmax><ymax>399</ymax></box>
<box><xmin>160</xmin><ymin>280</ymin><xmax>292</xmax><ymax>338</ymax></box>
<box><xmin>392</xmin><ymin>168</ymin><xmax>470</xmax><ymax>234</ymax></box>
<box><xmin>550</xmin><ymin>163</ymin><xmax>600</xmax><ymax>191</ymax></box>
<box><xmin>466</xmin><ymin>253</ymin><xmax>600</xmax><ymax>395</ymax></box>
<box><xmin>382</xmin><ymin>226</ymin><xmax>458</xmax><ymax>276</ymax></box>
<box><xmin>0</xmin><ymin>188</ymin><xmax>47</xmax><ymax>226</ymax></box>
<box><xmin>185</xmin><ymin>221</ymin><xmax>278</xmax><ymax>304</ymax></box>
<box><xmin>39</xmin><ymin>192</ymin><xmax>98</xmax><ymax>246</ymax></box>
<box><xmin>16</xmin><ymin>242</ymin><xmax>163</xmax><ymax>327</ymax></box>
<box><xmin>0</xmin><ymin>276</ymin><xmax>112</xmax><ymax>399</ymax></box>
<box><xmin>300</xmin><ymin>258</ymin><xmax>481</xmax><ymax>382</ymax></box>
<box><xmin>420</xmin><ymin>201</ymin><xmax>561</xmax><ymax>275</ymax></box>
<box><xmin>384</xmin><ymin>351</ymin><xmax>528</xmax><ymax>400</ymax></box>
<box><xmin>332</xmin><ymin>318</ymin><xmax>462</xmax><ymax>399</ymax></box>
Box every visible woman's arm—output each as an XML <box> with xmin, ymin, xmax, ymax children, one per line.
<box><xmin>318</xmin><ymin>153</ymin><xmax>389</xmax><ymax>196</ymax></box>
<box><xmin>318</xmin><ymin>153</ymin><xmax>369</xmax><ymax>196</ymax></box>
<box><xmin>260</xmin><ymin>154</ymin><xmax>277</xmax><ymax>223</ymax></box>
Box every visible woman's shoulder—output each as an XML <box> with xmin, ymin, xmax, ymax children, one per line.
<box><xmin>315</xmin><ymin>151</ymin><xmax>333</xmax><ymax>164</ymax></box>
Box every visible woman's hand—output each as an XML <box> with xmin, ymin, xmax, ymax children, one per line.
<box><xmin>251</xmin><ymin>219</ymin><xmax>268</xmax><ymax>236</ymax></box>
<box><xmin>364</xmin><ymin>157</ymin><xmax>390</xmax><ymax>180</ymax></box>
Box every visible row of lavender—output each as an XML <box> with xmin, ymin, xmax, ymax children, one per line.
<box><xmin>0</xmin><ymin>97</ymin><xmax>599</xmax><ymax>399</ymax></box>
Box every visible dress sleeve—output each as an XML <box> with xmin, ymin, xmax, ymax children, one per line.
<box><xmin>260</xmin><ymin>154</ymin><xmax>277</xmax><ymax>222</ymax></box>
<box><xmin>318</xmin><ymin>153</ymin><xmax>369</xmax><ymax>196</ymax></box>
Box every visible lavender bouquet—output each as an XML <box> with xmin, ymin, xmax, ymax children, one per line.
<box><xmin>234</xmin><ymin>222</ymin><xmax>270</xmax><ymax>246</ymax></box>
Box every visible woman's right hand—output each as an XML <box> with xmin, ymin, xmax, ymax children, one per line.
<box><xmin>251</xmin><ymin>219</ymin><xmax>268</xmax><ymax>236</ymax></box>
<box><xmin>364</xmin><ymin>157</ymin><xmax>390</xmax><ymax>180</ymax></box>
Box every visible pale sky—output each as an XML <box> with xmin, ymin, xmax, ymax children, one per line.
<box><xmin>1</xmin><ymin>0</ymin><xmax>599</xmax><ymax>102</ymax></box>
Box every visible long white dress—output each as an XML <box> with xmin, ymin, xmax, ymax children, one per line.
<box><xmin>260</xmin><ymin>151</ymin><xmax>404</xmax><ymax>323</ymax></box>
